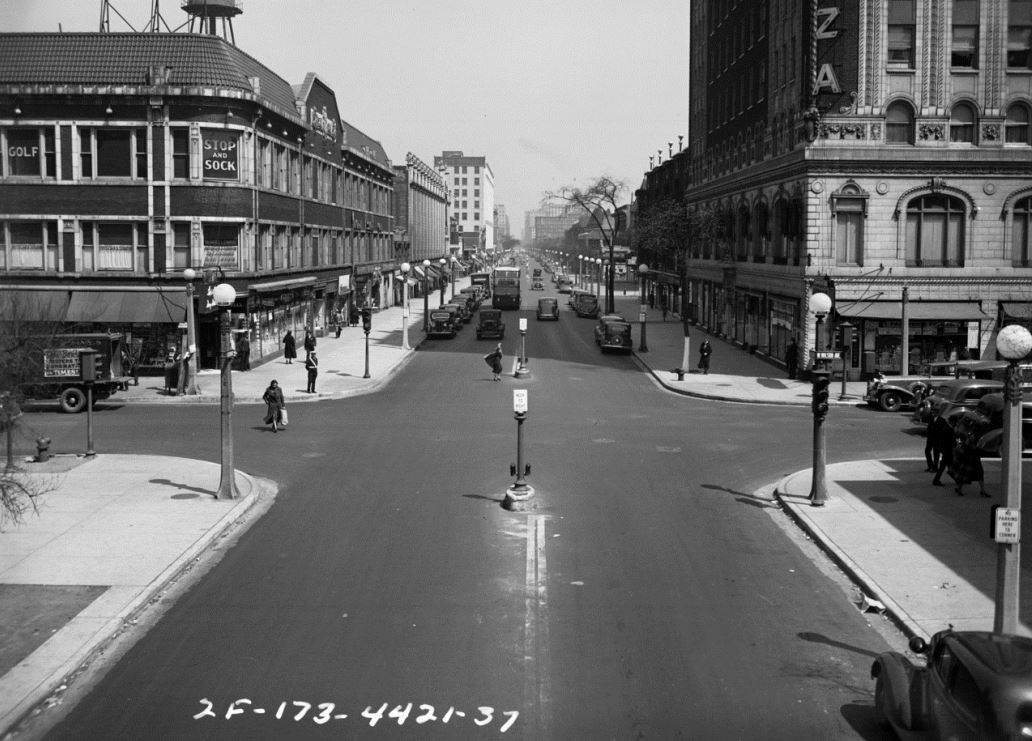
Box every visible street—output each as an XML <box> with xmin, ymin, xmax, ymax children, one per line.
<box><xmin>21</xmin><ymin>289</ymin><xmax>915</xmax><ymax>740</ymax></box>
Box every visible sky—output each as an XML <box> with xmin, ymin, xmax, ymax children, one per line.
<box><xmin>0</xmin><ymin>0</ymin><xmax>690</xmax><ymax>238</ymax></box>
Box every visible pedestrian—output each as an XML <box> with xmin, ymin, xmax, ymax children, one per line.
<box><xmin>698</xmin><ymin>339</ymin><xmax>713</xmax><ymax>375</ymax></box>
<box><xmin>304</xmin><ymin>328</ymin><xmax>316</xmax><ymax>354</ymax></box>
<box><xmin>648</xmin><ymin>289</ymin><xmax>655</xmax><ymax>309</ymax></box>
<box><xmin>305</xmin><ymin>351</ymin><xmax>319</xmax><ymax>393</ymax></box>
<box><xmin>283</xmin><ymin>330</ymin><xmax>297</xmax><ymax>364</ymax></box>
<box><xmin>237</xmin><ymin>334</ymin><xmax>251</xmax><ymax>371</ymax></box>
<box><xmin>484</xmin><ymin>342</ymin><xmax>504</xmax><ymax>381</ymax></box>
<box><xmin>660</xmin><ymin>295</ymin><xmax>668</xmax><ymax>322</ymax></box>
<box><xmin>949</xmin><ymin>410</ymin><xmax>989</xmax><ymax>497</ymax></box>
<box><xmin>785</xmin><ymin>338</ymin><xmax>799</xmax><ymax>380</ymax></box>
<box><xmin>163</xmin><ymin>347</ymin><xmax>179</xmax><ymax>395</ymax></box>
<box><xmin>928</xmin><ymin>402</ymin><xmax>955</xmax><ymax>483</ymax></box>
<box><xmin>335</xmin><ymin>310</ymin><xmax>344</xmax><ymax>338</ymax></box>
<box><xmin>262</xmin><ymin>379</ymin><xmax>286</xmax><ymax>433</ymax></box>
<box><xmin>349</xmin><ymin>305</ymin><xmax>360</xmax><ymax>327</ymax></box>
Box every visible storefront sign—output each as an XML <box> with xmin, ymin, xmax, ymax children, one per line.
<box><xmin>202</xmin><ymin>130</ymin><xmax>239</xmax><ymax>181</ymax></box>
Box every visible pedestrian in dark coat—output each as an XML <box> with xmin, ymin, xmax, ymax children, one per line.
<box><xmin>928</xmin><ymin>403</ymin><xmax>955</xmax><ymax>485</ymax></box>
<box><xmin>303</xmin><ymin>329</ymin><xmax>316</xmax><ymax>353</ymax></box>
<box><xmin>283</xmin><ymin>330</ymin><xmax>297</xmax><ymax>364</ymax></box>
<box><xmin>305</xmin><ymin>351</ymin><xmax>319</xmax><ymax>393</ymax></box>
<box><xmin>349</xmin><ymin>305</ymin><xmax>360</xmax><ymax>327</ymax></box>
<box><xmin>237</xmin><ymin>334</ymin><xmax>251</xmax><ymax>371</ymax></box>
<box><xmin>698</xmin><ymin>339</ymin><xmax>713</xmax><ymax>374</ymax></box>
<box><xmin>484</xmin><ymin>343</ymin><xmax>503</xmax><ymax>381</ymax></box>
<box><xmin>949</xmin><ymin>410</ymin><xmax>989</xmax><ymax>496</ymax></box>
<box><xmin>262</xmin><ymin>380</ymin><xmax>285</xmax><ymax>433</ymax></box>
<box><xmin>785</xmin><ymin>338</ymin><xmax>799</xmax><ymax>379</ymax></box>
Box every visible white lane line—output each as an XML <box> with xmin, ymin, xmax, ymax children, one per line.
<box><xmin>524</xmin><ymin>514</ymin><xmax>550</xmax><ymax>736</ymax></box>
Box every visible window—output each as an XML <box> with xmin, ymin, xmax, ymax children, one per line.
<box><xmin>906</xmin><ymin>195</ymin><xmax>966</xmax><ymax>267</ymax></box>
<box><xmin>886</xmin><ymin>101</ymin><xmax>916</xmax><ymax>143</ymax></box>
<box><xmin>202</xmin><ymin>222</ymin><xmax>240</xmax><ymax>271</ymax></box>
<box><xmin>1009</xmin><ymin>0</ymin><xmax>1032</xmax><ymax>68</ymax></box>
<box><xmin>1012</xmin><ymin>197</ymin><xmax>1032</xmax><ymax>266</ymax></box>
<box><xmin>836</xmin><ymin>208</ymin><xmax>864</xmax><ymax>265</ymax></box>
<box><xmin>950</xmin><ymin>102</ymin><xmax>977</xmax><ymax>142</ymax></box>
<box><xmin>80</xmin><ymin>222</ymin><xmax>139</xmax><ymax>271</ymax></box>
<box><xmin>889</xmin><ymin>0</ymin><xmax>917</xmax><ymax>66</ymax></box>
<box><xmin>80</xmin><ymin>128</ymin><xmax>148</xmax><ymax>178</ymax></box>
<box><xmin>5</xmin><ymin>128</ymin><xmax>56</xmax><ymax>177</ymax></box>
<box><xmin>6</xmin><ymin>222</ymin><xmax>55</xmax><ymax>269</ymax></box>
<box><xmin>952</xmin><ymin>0</ymin><xmax>979</xmax><ymax>68</ymax></box>
<box><xmin>1006</xmin><ymin>104</ymin><xmax>1031</xmax><ymax>143</ymax></box>
<box><xmin>172</xmin><ymin>128</ymin><xmax>190</xmax><ymax>180</ymax></box>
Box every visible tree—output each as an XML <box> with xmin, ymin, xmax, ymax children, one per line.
<box><xmin>544</xmin><ymin>176</ymin><xmax>627</xmax><ymax>313</ymax></box>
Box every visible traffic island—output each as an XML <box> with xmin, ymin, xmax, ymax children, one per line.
<box><xmin>503</xmin><ymin>483</ymin><xmax>536</xmax><ymax>512</ymax></box>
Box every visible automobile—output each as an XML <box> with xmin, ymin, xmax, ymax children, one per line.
<box><xmin>573</xmin><ymin>292</ymin><xmax>600</xmax><ymax>318</ymax></box>
<box><xmin>531</xmin><ymin>280</ymin><xmax>545</xmax><ymax>291</ymax></box>
<box><xmin>911</xmin><ymin>378</ymin><xmax>1004</xmax><ymax>425</ymax></box>
<box><xmin>536</xmin><ymin>297</ymin><xmax>560</xmax><ymax>321</ymax></box>
<box><xmin>447</xmin><ymin>294</ymin><xmax>475</xmax><ymax>319</ymax></box>
<box><xmin>438</xmin><ymin>304</ymin><xmax>465</xmax><ymax>329</ymax></box>
<box><xmin>568</xmin><ymin>288</ymin><xmax>592</xmax><ymax>307</ymax></box>
<box><xmin>597</xmin><ymin>319</ymin><xmax>633</xmax><ymax>353</ymax></box>
<box><xmin>866</xmin><ymin>369</ymin><xmax>960</xmax><ymax>413</ymax></box>
<box><xmin>871</xmin><ymin>629</ymin><xmax>1032</xmax><ymax>740</ymax></box>
<box><xmin>943</xmin><ymin>392</ymin><xmax>1032</xmax><ymax>456</ymax></box>
<box><xmin>593</xmin><ymin>313</ymin><xmax>627</xmax><ymax>344</ymax></box>
<box><xmin>458</xmin><ymin>287</ymin><xmax>483</xmax><ymax>310</ymax></box>
<box><xmin>475</xmin><ymin>308</ymin><xmax>505</xmax><ymax>339</ymax></box>
<box><xmin>426</xmin><ymin>311</ymin><xmax>457</xmax><ymax>338</ymax></box>
<box><xmin>556</xmin><ymin>276</ymin><xmax>574</xmax><ymax>294</ymax></box>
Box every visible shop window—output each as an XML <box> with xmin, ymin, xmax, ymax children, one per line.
<box><xmin>172</xmin><ymin>223</ymin><xmax>191</xmax><ymax>270</ymax></box>
<box><xmin>202</xmin><ymin>222</ymin><xmax>240</xmax><ymax>271</ymax></box>
<box><xmin>1006</xmin><ymin>104</ymin><xmax>1031</xmax><ymax>144</ymax></box>
<box><xmin>1008</xmin><ymin>0</ymin><xmax>1032</xmax><ymax>68</ymax></box>
<box><xmin>4</xmin><ymin>128</ymin><xmax>56</xmax><ymax>178</ymax></box>
<box><xmin>886</xmin><ymin>101</ymin><xmax>916</xmax><ymax>143</ymax></box>
<box><xmin>952</xmin><ymin>0</ymin><xmax>979</xmax><ymax>68</ymax></box>
<box><xmin>905</xmin><ymin>194</ymin><xmax>965</xmax><ymax>267</ymax></box>
<box><xmin>888</xmin><ymin>0</ymin><xmax>917</xmax><ymax>67</ymax></box>
<box><xmin>950</xmin><ymin>103</ymin><xmax>977</xmax><ymax>143</ymax></box>
<box><xmin>1012</xmin><ymin>197</ymin><xmax>1032</xmax><ymax>266</ymax></box>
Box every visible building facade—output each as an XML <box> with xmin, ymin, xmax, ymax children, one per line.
<box><xmin>392</xmin><ymin>152</ymin><xmax>449</xmax><ymax>305</ymax></box>
<box><xmin>647</xmin><ymin>0</ymin><xmax>1032</xmax><ymax>379</ymax></box>
<box><xmin>434</xmin><ymin>151</ymin><xmax>495</xmax><ymax>260</ymax></box>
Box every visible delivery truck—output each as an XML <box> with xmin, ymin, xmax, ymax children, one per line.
<box><xmin>18</xmin><ymin>333</ymin><xmax>128</xmax><ymax>413</ymax></box>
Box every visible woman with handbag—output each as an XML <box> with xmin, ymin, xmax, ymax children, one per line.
<box><xmin>262</xmin><ymin>380</ymin><xmax>286</xmax><ymax>433</ymax></box>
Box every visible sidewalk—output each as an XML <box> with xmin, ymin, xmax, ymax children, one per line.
<box><xmin>1</xmin><ymin>279</ymin><xmax>1029</xmax><ymax>737</ymax></box>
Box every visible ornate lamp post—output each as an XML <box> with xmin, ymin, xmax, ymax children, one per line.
<box><xmin>808</xmin><ymin>292</ymin><xmax>833</xmax><ymax>507</ymax></box>
<box><xmin>595</xmin><ymin>258</ymin><xmax>602</xmax><ymax>297</ymax></box>
<box><xmin>439</xmin><ymin>257</ymin><xmax>447</xmax><ymax>303</ymax></box>
<box><xmin>400</xmin><ymin>262</ymin><xmax>411</xmax><ymax>350</ymax></box>
<box><xmin>213</xmin><ymin>281</ymin><xmax>239</xmax><ymax>500</ymax></box>
<box><xmin>422</xmin><ymin>258</ymin><xmax>431</xmax><ymax>333</ymax></box>
<box><xmin>182</xmin><ymin>268</ymin><xmax>199</xmax><ymax>395</ymax></box>
<box><xmin>578</xmin><ymin>254</ymin><xmax>583</xmax><ymax>287</ymax></box>
<box><xmin>993</xmin><ymin>324</ymin><xmax>1032</xmax><ymax>634</ymax></box>
<box><xmin>638</xmin><ymin>263</ymin><xmax>649</xmax><ymax>352</ymax></box>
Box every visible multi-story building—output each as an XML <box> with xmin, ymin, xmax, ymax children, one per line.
<box><xmin>0</xmin><ymin>18</ymin><xmax>396</xmax><ymax>371</ymax></box>
<box><xmin>643</xmin><ymin>0</ymin><xmax>1032</xmax><ymax>379</ymax></box>
<box><xmin>494</xmin><ymin>203</ymin><xmax>511</xmax><ymax>244</ymax></box>
<box><xmin>392</xmin><ymin>153</ymin><xmax>448</xmax><ymax>303</ymax></box>
<box><xmin>434</xmin><ymin>151</ymin><xmax>495</xmax><ymax>260</ymax></box>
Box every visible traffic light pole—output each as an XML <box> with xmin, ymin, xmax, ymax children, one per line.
<box><xmin>809</xmin><ymin>368</ymin><xmax>830</xmax><ymax>506</ymax></box>
<box><xmin>362</xmin><ymin>307</ymin><xmax>371</xmax><ymax>379</ymax></box>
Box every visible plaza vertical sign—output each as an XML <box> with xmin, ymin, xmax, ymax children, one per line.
<box><xmin>813</xmin><ymin>2</ymin><xmax>859</xmax><ymax>113</ymax></box>
<box><xmin>202</xmin><ymin>130</ymin><xmax>239</xmax><ymax>181</ymax></box>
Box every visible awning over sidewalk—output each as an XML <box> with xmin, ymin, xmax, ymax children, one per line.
<box><xmin>66</xmin><ymin>290</ymin><xmax>186</xmax><ymax>323</ymax></box>
<box><xmin>836</xmin><ymin>300</ymin><xmax>989</xmax><ymax>321</ymax></box>
<box><xmin>0</xmin><ymin>288</ymin><xmax>72</xmax><ymax>321</ymax></box>
<box><xmin>248</xmin><ymin>276</ymin><xmax>317</xmax><ymax>294</ymax></box>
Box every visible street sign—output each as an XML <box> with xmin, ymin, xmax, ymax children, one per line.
<box><xmin>513</xmin><ymin>389</ymin><xmax>528</xmax><ymax>413</ymax></box>
<box><xmin>519</xmin><ymin>317</ymin><xmax>527</xmax><ymax>332</ymax></box>
<box><xmin>992</xmin><ymin>506</ymin><xmax>1021</xmax><ymax>544</ymax></box>
<box><xmin>816</xmin><ymin>351</ymin><xmax>840</xmax><ymax>360</ymax></box>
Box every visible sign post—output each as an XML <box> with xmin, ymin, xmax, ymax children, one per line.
<box><xmin>503</xmin><ymin>390</ymin><xmax>535</xmax><ymax>511</ymax></box>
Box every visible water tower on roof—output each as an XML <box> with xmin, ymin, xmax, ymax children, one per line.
<box><xmin>182</xmin><ymin>0</ymin><xmax>243</xmax><ymax>43</ymax></box>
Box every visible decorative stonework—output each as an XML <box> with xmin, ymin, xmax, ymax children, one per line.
<box><xmin>869</xmin><ymin>123</ymin><xmax>882</xmax><ymax>141</ymax></box>
<box><xmin>984</xmin><ymin>182</ymin><xmax>996</xmax><ymax>195</ymax></box>
<box><xmin>982</xmin><ymin>123</ymin><xmax>1000</xmax><ymax>141</ymax></box>
<box><xmin>817</xmin><ymin>122</ymin><xmax>867</xmax><ymax>139</ymax></box>
<box><xmin>919</xmin><ymin>124</ymin><xmax>945</xmax><ymax>140</ymax></box>
<box><xmin>893</xmin><ymin>178</ymin><xmax>978</xmax><ymax>219</ymax></box>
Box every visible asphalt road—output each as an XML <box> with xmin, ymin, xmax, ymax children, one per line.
<box><xmin>21</xmin><ymin>280</ymin><xmax>921</xmax><ymax>740</ymax></box>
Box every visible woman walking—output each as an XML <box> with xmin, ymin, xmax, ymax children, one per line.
<box><xmin>484</xmin><ymin>343</ymin><xmax>504</xmax><ymax>381</ymax></box>
<box><xmin>262</xmin><ymin>379</ymin><xmax>286</xmax><ymax>433</ymax></box>
<box><xmin>698</xmin><ymin>339</ymin><xmax>713</xmax><ymax>375</ymax></box>
<box><xmin>282</xmin><ymin>330</ymin><xmax>297</xmax><ymax>364</ymax></box>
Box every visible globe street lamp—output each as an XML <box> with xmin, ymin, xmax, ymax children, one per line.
<box><xmin>422</xmin><ymin>258</ymin><xmax>431</xmax><ymax>333</ymax></box>
<box><xmin>213</xmin><ymin>281</ymin><xmax>239</xmax><ymax>500</ymax></box>
<box><xmin>808</xmin><ymin>291</ymin><xmax>833</xmax><ymax>507</ymax></box>
<box><xmin>400</xmin><ymin>262</ymin><xmax>411</xmax><ymax>350</ymax></box>
<box><xmin>182</xmin><ymin>268</ymin><xmax>199</xmax><ymax>395</ymax></box>
<box><xmin>439</xmin><ymin>257</ymin><xmax>448</xmax><ymax>303</ymax></box>
<box><xmin>638</xmin><ymin>263</ymin><xmax>649</xmax><ymax>352</ymax></box>
<box><xmin>595</xmin><ymin>258</ymin><xmax>602</xmax><ymax>297</ymax></box>
<box><xmin>993</xmin><ymin>324</ymin><xmax>1032</xmax><ymax>635</ymax></box>
<box><xmin>578</xmin><ymin>254</ymin><xmax>583</xmax><ymax>287</ymax></box>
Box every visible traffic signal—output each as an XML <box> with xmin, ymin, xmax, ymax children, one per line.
<box><xmin>812</xmin><ymin>369</ymin><xmax>831</xmax><ymax>416</ymax></box>
<box><xmin>361</xmin><ymin>307</ymin><xmax>372</xmax><ymax>333</ymax></box>
<box><xmin>94</xmin><ymin>353</ymin><xmax>105</xmax><ymax>380</ymax></box>
<box><xmin>79</xmin><ymin>350</ymin><xmax>98</xmax><ymax>382</ymax></box>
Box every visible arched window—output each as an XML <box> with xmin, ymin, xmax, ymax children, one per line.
<box><xmin>1006</xmin><ymin>103</ymin><xmax>1031</xmax><ymax>144</ymax></box>
<box><xmin>886</xmin><ymin>101</ymin><xmax>916</xmax><ymax>143</ymax></box>
<box><xmin>1013</xmin><ymin>196</ymin><xmax>1032</xmax><ymax>266</ymax></box>
<box><xmin>950</xmin><ymin>102</ymin><xmax>977</xmax><ymax>143</ymax></box>
<box><xmin>906</xmin><ymin>195</ymin><xmax>966</xmax><ymax>267</ymax></box>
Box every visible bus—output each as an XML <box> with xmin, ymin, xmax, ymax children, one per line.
<box><xmin>492</xmin><ymin>266</ymin><xmax>521</xmax><ymax>309</ymax></box>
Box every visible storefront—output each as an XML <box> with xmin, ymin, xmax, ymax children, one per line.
<box><xmin>245</xmin><ymin>277</ymin><xmax>317</xmax><ymax>365</ymax></box>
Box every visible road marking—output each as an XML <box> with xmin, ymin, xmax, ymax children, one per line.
<box><xmin>524</xmin><ymin>514</ymin><xmax>550</xmax><ymax>736</ymax></box>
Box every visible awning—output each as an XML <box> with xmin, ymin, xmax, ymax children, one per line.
<box><xmin>836</xmin><ymin>300</ymin><xmax>989</xmax><ymax>321</ymax></box>
<box><xmin>248</xmin><ymin>276</ymin><xmax>317</xmax><ymax>294</ymax></box>
<box><xmin>66</xmin><ymin>290</ymin><xmax>186</xmax><ymax>323</ymax></box>
<box><xmin>1002</xmin><ymin>303</ymin><xmax>1032</xmax><ymax>320</ymax></box>
<box><xmin>0</xmin><ymin>289</ymin><xmax>72</xmax><ymax>321</ymax></box>
<box><xmin>413</xmin><ymin>266</ymin><xmax>426</xmax><ymax>278</ymax></box>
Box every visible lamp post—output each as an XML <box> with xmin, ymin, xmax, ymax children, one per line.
<box><xmin>578</xmin><ymin>254</ymin><xmax>583</xmax><ymax>287</ymax></box>
<box><xmin>181</xmin><ymin>268</ymin><xmax>199</xmax><ymax>395</ymax></box>
<box><xmin>439</xmin><ymin>257</ymin><xmax>448</xmax><ymax>303</ymax></box>
<box><xmin>993</xmin><ymin>324</ymin><xmax>1032</xmax><ymax>635</ymax></box>
<box><xmin>838</xmin><ymin>321</ymin><xmax>854</xmax><ymax>401</ymax></box>
<box><xmin>595</xmin><ymin>258</ymin><xmax>602</xmax><ymax>297</ymax></box>
<box><xmin>516</xmin><ymin>317</ymin><xmax>529</xmax><ymax>377</ymax></box>
<box><xmin>400</xmin><ymin>262</ymin><xmax>411</xmax><ymax>350</ymax></box>
<box><xmin>213</xmin><ymin>281</ymin><xmax>239</xmax><ymax>500</ymax></box>
<box><xmin>638</xmin><ymin>263</ymin><xmax>649</xmax><ymax>352</ymax></box>
<box><xmin>808</xmin><ymin>292</ymin><xmax>833</xmax><ymax>507</ymax></box>
<box><xmin>422</xmin><ymin>258</ymin><xmax>431</xmax><ymax>333</ymax></box>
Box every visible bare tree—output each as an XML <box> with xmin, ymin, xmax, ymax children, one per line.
<box><xmin>544</xmin><ymin>176</ymin><xmax>627</xmax><ymax>313</ymax></box>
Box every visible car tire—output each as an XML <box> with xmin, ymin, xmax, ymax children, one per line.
<box><xmin>878</xmin><ymin>391</ymin><xmax>903</xmax><ymax>412</ymax></box>
<box><xmin>873</xmin><ymin>676</ymin><xmax>891</xmax><ymax>730</ymax></box>
<box><xmin>59</xmin><ymin>386</ymin><xmax>87</xmax><ymax>414</ymax></box>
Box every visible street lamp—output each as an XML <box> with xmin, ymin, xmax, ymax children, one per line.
<box><xmin>213</xmin><ymin>281</ymin><xmax>239</xmax><ymax>500</ymax></box>
<box><xmin>181</xmin><ymin>268</ymin><xmax>199</xmax><ymax>395</ymax></box>
<box><xmin>422</xmin><ymin>258</ymin><xmax>431</xmax><ymax>333</ymax></box>
<box><xmin>578</xmin><ymin>254</ymin><xmax>583</xmax><ymax>287</ymax></box>
<box><xmin>808</xmin><ymin>292</ymin><xmax>833</xmax><ymax>506</ymax></box>
<box><xmin>400</xmin><ymin>262</ymin><xmax>411</xmax><ymax>350</ymax></box>
<box><xmin>638</xmin><ymin>263</ymin><xmax>649</xmax><ymax>352</ymax></box>
<box><xmin>993</xmin><ymin>324</ymin><xmax>1032</xmax><ymax>635</ymax></box>
<box><xmin>439</xmin><ymin>257</ymin><xmax>447</xmax><ymax>303</ymax></box>
<box><xmin>595</xmin><ymin>258</ymin><xmax>602</xmax><ymax>297</ymax></box>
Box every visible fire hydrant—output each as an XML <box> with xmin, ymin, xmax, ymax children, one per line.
<box><xmin>35</xmin><ymin>437</ymin><xmax>51</xmax><ymax>463</ymax></box>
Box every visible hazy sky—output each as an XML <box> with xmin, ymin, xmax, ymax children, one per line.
<box><xmin>1</xmin><ymin>0</ymin><xmax>690</xmax><ymax>235</ymax></box>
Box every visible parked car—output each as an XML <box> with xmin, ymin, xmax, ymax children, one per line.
<box><xmin>447</xmin><ymin>294</ymin><xmax>475</xmax><ymax>319</ymax></box>
<box><xmin>597</xmin><ymin>319</ymin><xmax>633</xmax><ymax>353</ymax></box>
<box><xmin>458</xmin><ymin>287</ymin><xmax>482</xmax><ymax>310</ymax></box>
<box><xmin>866</xmin><ymin>361</ymin><xmax>1013</xmax><ymax>413</ymax></box>
<box><xmin>556</xmin><ymin>276</ymin><xmax>574</xmax><ymax>294</ymax></box>
<box><xmin>944</xmin><ymin>392</ymin><xmax>1032</xmax><ymax>456</ymax></box>
<box><xmin>568</xmin><ymin>288</ymin><xmax>591</xmax><ymax>307</ymax></box>
<box><xmin>911</xmin><ymin>378</ymin><xmax>1004</xmax><ymax>425</ymax></box>
<box><xmin>573</xmin><ymin>292</ymin><xmax>600</xmax><ymax>318</ymax></box>
<box><xmin>536</xmin><ymin>297</ymin><xmax>560</xmax><ymax>321</ymax></box>
<box><xmin>593</xmin><ymin>314</ymin><xmax>627</xmax><ymax>343</ymax></box>
<box><xmin>427</xmin><ymin>311</ymin><xmax>457</xmax><ymax>338</ymax></box>
<box><xmin>871</xmin><ymin>629</ymin><xmax>1032</xmax><ymax>740</ymax></box>
<box><xmin>475</xmin><ymin>308</ymin><xmax>505</xmax><ymax>339</ymax></box>
<box><xmin>531</xmin><ymin>280</ymin><xmax>545</xmax><ymax>291</ymax></box>
<box><xmin>438</xmin><ymin>304</ymin><xmax>465</xmax><ymax>329</ymax></box>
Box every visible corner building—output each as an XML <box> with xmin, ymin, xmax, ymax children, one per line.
<box><xmin>680</xmin><ymin>0</ymin><xmax>1032</xmax><ymax>378</ymax></box>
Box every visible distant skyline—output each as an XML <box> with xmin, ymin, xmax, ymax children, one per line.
<box><xmin>0</xmin><ymin>0</ymin><xmax>690</xmax><ymax>236</ymax></box>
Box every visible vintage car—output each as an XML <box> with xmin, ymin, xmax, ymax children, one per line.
<box><xmin>458</xmin><ymin>287</ymin><xmax>483</xmax><ymax>310</ymax></box>
<box><xmin>475</xmin><ymin>308</ymin><xmax>505</xmax><ymax>339</ymax></box>
<box><xmin>597</xmin><ymin>319</ymin><xmax>633</xmax><ymax>353</ymax></box>
<box><xmin>446</xmin><ymin>294</ymin><xmax>475</xmax><ymax>319</ymax></box>
<box><xmin>556</xmin><ymin>276</ymin><xmax>574</xmax><ymax>294</ymax></box>
<box><xmin>426</xmin><ymin>310</ymin><xmax>457</xmax><ymax>338</ymax></box>
<box><xmin>866</xmin><ymin>361</ymin><xmax>1011</xmax><ymax>413</ymax></box>
<box><xmin>437</xmin><ymin>304</ymin><xmax>465</xmax><ymax>329</ymax></box>
<box><xmin>531</xmin><ymin>280</ymin><xmax>545</xmax><ymax>291</ymax></box>
<box><xmin>536</xmin><ymin>297</ymin><xmax>560</xmax><ymax>321</ymax></box>
<box><xmin>573</xmin><ymin>292</ymin><xmax>599</xmax><ymax>318</ymax></box>
<box><xmin>943</xmin><ymin>393</ymin><xmax>1032</xmax><ymax>456</ymax></box>
<box><xmin>593</xmin><ymin>314</ymin><xmax>626</xmax><ymax>343</ymax></box>
<box><xmin>911</xmin><ymin>378</ymin><xmax>1004</xmax><ymax>425</ymax></box>
<box><xmin>871</xmin><ymin>630</ymin><xmax>1032</xmax><ymax>740</ymax></box>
